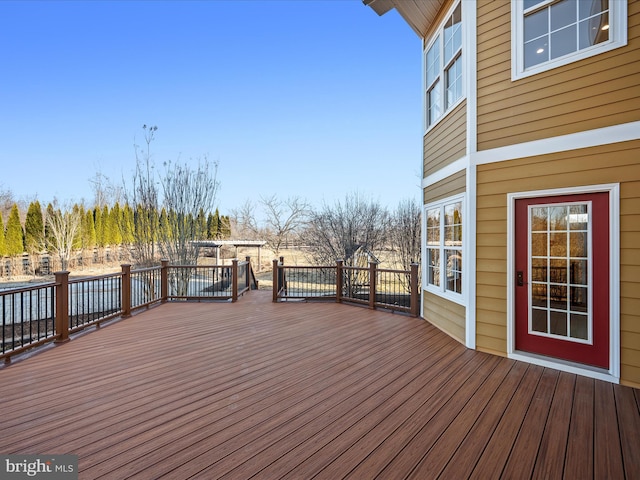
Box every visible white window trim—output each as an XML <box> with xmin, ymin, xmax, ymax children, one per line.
<box><xmin>511</xmin><ymin>0</ymin><xmax>627</xmax><ymax>80</ymax></box>
<box><xmin>423</xmin><ymin>193</ymin><xmax>466</xmax><ymax>305</ymax></box>
<box><xmin>423</xmin><ymin>0</ymin><xmax>465</xmax><ymax>133</ymax></box>
<box><xmin>506</xmin><ymin>184</ymin><xmax>620</xmax><ymax>384</ymax></box>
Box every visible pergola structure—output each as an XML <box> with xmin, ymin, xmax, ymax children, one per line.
<box><xmin>192</xmin><ymin>240</ymin><xmax>267</xmax><ymax>270</ymax></box>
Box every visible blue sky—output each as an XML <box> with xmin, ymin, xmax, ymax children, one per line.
<box><xmin>0</xmin><ymin>0</ymin><xmax>422</xmax><ymax>215</ymax></box>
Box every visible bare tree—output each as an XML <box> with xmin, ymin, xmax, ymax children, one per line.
<box><xmin>0</xmin><ymin>185</ymin><xmax>16</xmax><ymax>220</ymax></box>
<box><xmin>302</xmin><ymin>193</ymin><xmax>388</xmax><ymax>267</ymax></box>
<box><xmin>389</xmin><ymin>198</ymin><xmax>422</xmax><ymax>293</ymax></box>
<box><xmin>45</xmin><ymin>206</ymin><xmax>82</xmax><ymax>271</ymax></box>
<box><xmin>231</xmin><ymin>199</ymin><xmax>260</xmax><ymax>240</ymax></box>
<box><xmin>159</xmin><ymin>156</ymin><xmax>220</xmax><ymax>266</ymax></box>
<box><xmin>124</xmin><ymin>126</ymin><xmax>220</xmax><ymax>295</ymax></box>
<box><xmin>125</xmin><ymin>124</ymin><xmax>160</xmax><ymax>267</ymax></box>
<box><xmin>155</xmin><ymin>157</ymin><xmax>219</xmax><ymax>295</ymax></box>
<box><xmin>90</xmin><ymin>169</ymin><xmax>122</xmax><ymax>208</ymax></box>
<box><xmin>260</xmin><ymin>195</ymin><xmax>310</xmax><ymax>255</ymax></box>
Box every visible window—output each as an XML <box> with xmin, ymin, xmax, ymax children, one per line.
<box><xmin>424</xmin><ymin>2</ymin><xmax>462</xmax><ymax>130</ymax></box>
<box><xmin>513</xmin><ymin>0</ymin><xmax>627</xmax><ymax>78</ymax></box>
<box><xmin>425</xmin><ymin>197</ymin><xmax>463</xmax><ymax>297</ymax></box>
<box><xmin>529</xmin><ymin>202</ymin><xmax>592</xmax><ymax>343</ymax></box>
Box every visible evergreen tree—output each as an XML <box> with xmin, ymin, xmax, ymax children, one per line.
<box><xmin>83</xmin><ymin>209</ymin><xmax>96</xmax><ymax>249</ymax></box>
<box><xmin>110</xmin><ymin>202</ymin><xmax>123</xmax><ymax>246</ymax></box>
<box><xmin>206</xmin><ymin>212</ymin><xmax>215</xmax><ymax>240</ymax></box>
<box><xmin>72</xmin><ymin>204</ymin><xmax>84</xmax><ymax>250</ymax></box>
<box><xmin>94</xmin><ymin>207</ymin><xmax>104</xmax><ymax>247</ymax></box>
<box><xmin>186</xmin><ymin>213</ymin><xmax>195</xmax><ymax>240</ymax></box>
<box><xmin>5</xmin><ymin>204</ymin><xmax>24</xmax><ymax>256</ymax></box>
<box><xmin>24</xmin><ymin>201</ymin><xmax>44</xmax><ymax>253</ymax></box>
<box><xmin>102</xmin><ymin>205</ymin><xmax>112</xmax><ymax>246</ymax></box>
<box><xmin>159</xmin><ymin>208</ymin><xmax>171</xmax><ymax>241</ymax></box>
<box><xmin>196</xmin><ymin>208</ymin><xmax>207</xmax><ymax>240</ymax></box>
<box><xmin>121</xmin><ymin>204</ymin><xmax>135</xmax><ymax>245</ymax></box>
<box><xmin>0</xmin><ymin>212</ymin><xmax>6</xmax><ymax>256</ymax></box>
<box><xmin>219</xmin><ymin>215</ymin><xmax>231</xmax><ymax>239</ymax></box>
<box><xmin>213</xmin><ymin>209</ymin><xmax>221</xmax><ymax>239</ymax></box>
<box><xmin>44</xmin><ymin>203</ymin><xmax>56</xmax><ymax>249</ymax></box>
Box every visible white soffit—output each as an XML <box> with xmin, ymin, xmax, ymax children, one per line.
<box><xmin>364</xmin><ymin>0</ymin><xmax>445</xmax><ymax>37</ymax></box>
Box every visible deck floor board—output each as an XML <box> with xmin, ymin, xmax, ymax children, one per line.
<box><xmin>0</xmin><ymin>291</ymin><xmax>638</xmax><ymax>479</ymax></box>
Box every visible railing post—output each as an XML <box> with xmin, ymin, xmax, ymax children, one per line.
<box><xmin>121</xmin><ymin>264</ymin><xmax>131</xmax><ymax>318</ymax></box>
<box><xmin>369</xmin><ymin>262</ymin><xmax>377</xmax><ymax>310</ymax></box>
<box><xmin>232</xmin><ymin>259</ymin><xmax>238</xmax><ymax>302</ymax></box>
<box><xmin>245</xmin><ymin>256</ymin><xmax>251</xmax><ymax>290</ymax></box>
<box><xmin>280</xmin><ymin>257</ymin><xmax>287</xmax><ymax>296</ymax></box>
<box><xmin>272</xmin><ymin>259</ymin><xmax>279</xmax><ymax>302</ymax></box>
<box><xmin>336</xmin><ymin>260</ymin><xmax>343</xmax><ymax>304</ymax></box>
<box><xmin>410</xmin><ymin>262</ymin><xmax>420</xmax><ymax>317</ymax></box>
<box><xmin>54</xmin><ymin>271</ymin><xmax>70</xmax><ymax>344</ymax></box>
<box><xmin>161</xmin><ymin>259</ymin><xmax>169</xmax><ymax>303</ymax></box>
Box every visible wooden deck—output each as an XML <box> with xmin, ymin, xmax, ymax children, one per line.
<box><xmin>1</xmin><ymin>291</ymin><xmax>638</xmax><ymax>479</ymax></box>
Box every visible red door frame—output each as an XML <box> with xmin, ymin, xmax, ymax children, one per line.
<box><xmin>514</xmin><ymin>193</ymin><xmax>609</xmax><ymax>369</ymax></box>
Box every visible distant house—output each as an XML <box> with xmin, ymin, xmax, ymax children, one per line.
<box><xmin>365</xmin><ymin>0</ymin><xmax>640</xmax><ymax>388</ymax></box>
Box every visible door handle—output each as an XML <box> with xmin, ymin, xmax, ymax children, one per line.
<box><xmin>517</xmin><ymin>271</ymin><xmax>524</xmax><ymax>287</ymax></box>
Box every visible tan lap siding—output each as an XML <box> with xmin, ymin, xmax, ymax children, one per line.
<box><xmin>424</xmin><ymin>169</ymin><xmax>466</xmax><ymax>204</ymax></box>
<box><xmin>476</xmin><ymin>0</ymin><xmax>640</xmax><ymax>151</ymax></box>
<box><xmin>476</xmin><ymin>140</ymin><xmax>640</xmax><ymax>386</ymax></box>
<box><xmin>423</xmin><ymin>290</ymin><xmax>466</xmax><ymax>344</ymax></box>
<box><xmin>424</xmin><ymin>101</ymin><xmax>466</xmax><ymax>177</ymax></box>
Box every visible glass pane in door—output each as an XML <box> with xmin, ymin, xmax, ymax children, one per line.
<box><xmin>529</xmin><ymin>202</ymin><xmax>591</xmax><ymax>343</ymax></box>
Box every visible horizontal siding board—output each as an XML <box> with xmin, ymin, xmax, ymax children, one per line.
<box><xmin>475</xmin><ymin>299</ymin><xmax>507</xmax><ymax>318</ymax></box>
<box><xmin>621</xmin><ymin>300</ymin><xmax>640</xmax><ymax>322</ymax></box>
<box><xmin>621</xmin><ymin>365</ymin><xmax>640</xmax><ymax>388</ymax></box>
<box><xmin>476</xmin><ymin>284</ymin><xmax>506</xmax><ymax>299</ymax></box>
<box><xmin>621</xmin><ymin>331</ymin><xmax>640</xmax><ymax>349</ymax></box>
<box><xmin>476</xmin><ymin>258</ymin><xmax>507</xmax><ymax>274</ymax></box>
<box><xmin>424</xmin><ymin>101</ymin><xmax>467</xmax><ymax>177</ymax></box>
<box><xmin>476</xmin><ymin>334</ymin><xmax>505</xmax><ymax>353</ymax></box>
<box><xmin>476</xmin><ymin>323</ymin><xmax>507</xmax><ymax>341</ymax></box>
<box><xmin>422</xmin><ymin>290</ymin><xmax>466</xmax><ymax>344</ymax></box>
<box><xmin>424</xmin><ymin>170</ymin><xmax>466</xmax><ymax>204</ymax></box>
<box><xmin>478</xmin><ymin>271</ymin><xmax>507</xmax><ymax>287</ymax></box>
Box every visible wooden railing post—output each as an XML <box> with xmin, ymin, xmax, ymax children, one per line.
<box><xmin>280</xmin><ymin>257</ymin><xmax>287</xmax><ymax>296</ymax></box>
<box><xmin>161</xmin><ymin>259</ymin><xmax>169</xmax><ymax>303</ymax></box>
<box><xmin>54</xmin><ymin>271</ymin><xmax>70</xmax><ymax>344</ymax></box>
<box><xmin>232</xmin><ymin>259</ymin><xmax>239</xmax><ymax>302</ymax></box>
<box><xmin>272</xmin><ymin>259</ymin><xmax>279</xmax><ymax>302</ymax></box>
<box><xmin>245</xmin><ymin>256</ymin><xmax>251</xmax><ymax>290</ymax></box>
<box><xmin>336</xmin><ymin>260</ymin><xmax>343</xmax><ymax>303</ymax></box>
<box><xmin>410</xmin><ymin>262</ymin><xmax>420</xmax><ymax>317</ymax></box>
<box><xmin>369</xmin><ymin>262</ymin><xmax>377</xmax><ymax>310</ymax></box>
<box><xmin>121</xmin><ymin>264</ymin><xmax>131</xmax><ymax>318</ymax></box>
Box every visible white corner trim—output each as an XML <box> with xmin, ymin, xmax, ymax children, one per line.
<box><xmin>474</xmin><ymin>121</ymin><xmax>640</xmax><ymax>166</ymax></box>
<box><xmin>465</xmin><ymin>165</ymin><xmax>476</xmax><ymax>349</ymax></box>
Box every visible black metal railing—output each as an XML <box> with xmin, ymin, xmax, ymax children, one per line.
<box><xmin>69</xmin><ymin>272</ymin><xmax>123</xmax><ymax>331</ymax></box>
<box><xmin>273</xmin><ymin>258</ymin><xmax>419</xmax><ymax>316</ymax></box>
<box><xmin>0</xmin><ymin>283</ymin><xmax>56</xmax><ymax>355</ymax></box>
<box><xmin>0</xmin><ymin>257</ymin><xmax>258</xmax><ymax>363</ymax></box>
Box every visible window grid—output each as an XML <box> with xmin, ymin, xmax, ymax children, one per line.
<box><xmin>513</xmin><ymin>0</ymin><xmax>624</xmax><ymax>78</ymax></box>
<box><xmin>425</xmin><ymin>199</ymin><xmax>463</xmax><ymax>297</ymax></box>
<box><xmin>528</xmin><ymin>202</ymin><xmax>592</xmax><ymax>344</ymax></box>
